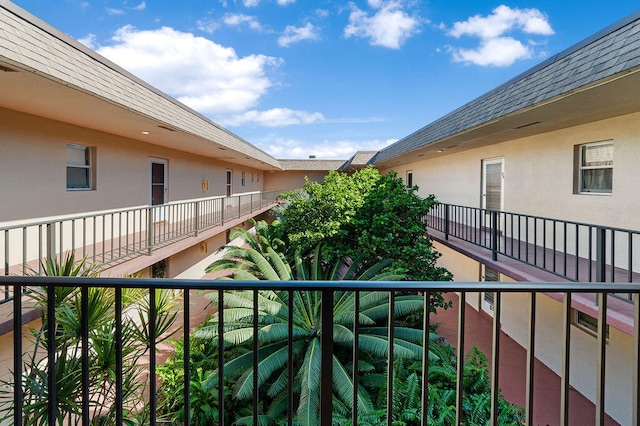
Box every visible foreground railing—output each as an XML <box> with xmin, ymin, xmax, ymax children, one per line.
<box><xmin>1</xmin><ymin>277</ymin><xmax>639</xmax><ymax>426</ymax></box>
<box><xmin>426</xmin><ymin>204</ymin><xmax>640</xmax><ymax>288</ymax></box>
<box><xmin>0</xmin><ymin>191</ymin><xmax>280</xmax><ymax>280</ymax></box>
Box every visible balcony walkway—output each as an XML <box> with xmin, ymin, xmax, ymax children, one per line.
<box><xmin>432</xmin><ymin>293</ymin><xmax>620</xmax><ymax>425</ymax></box>
<box><xmin>426</xmin><ymin>207</ymin><xmax>640</xmax><ymax>284</ymax></box>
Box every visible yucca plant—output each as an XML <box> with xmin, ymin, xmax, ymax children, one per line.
<box><xmin>0</xmin><ymin>252</ymin><xmax>178</xmax><ymax>425</ymax></box>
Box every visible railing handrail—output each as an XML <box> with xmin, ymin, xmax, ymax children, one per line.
<box><xmin>3</xmin><ymin>276</ymin><xmax>638</xmax><ymax>425</ymax></box>
<box><xmin>433</xmin><ymin>202</ymin><xmax>640</xmax><ymax>236</ymax></box>
<box><xmin>0</xmin><ymin>190</ymin><xmax>282</xmax><ymax>231</ymax></box>
<box><xmin>3</xmin><ymin>276</ymin><xmax>640</xmax><ymax>292</ymax></box>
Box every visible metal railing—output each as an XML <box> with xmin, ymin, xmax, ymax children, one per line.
<box><xmin>0</xmin><ymin>191</ymin><xmax>280</xmax><ymax>300</ymax></box>
<box><xmin>426</xmin><ymin>204</ymin><xmax>640</xmax><ymax>288</ymax></box>
<box><xmin>1</xmin><ymin>277</ymin><xmax>639</xmax><ymax>426</ymax></box>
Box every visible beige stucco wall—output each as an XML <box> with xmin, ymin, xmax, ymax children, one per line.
<box><xmin>438</xmin><ymin>246</ymin><xmax>632</xmax><ymax>425</ymax></box>
<box><xmin>0</xmin><ymin>107</ymin><xmax>265</xmax><ymax>222</ymax></box>
<box><xmin>262</xmin><ymin>170</ymin><xmax>330</xmax><ymax>192</ymax></box>
<box><xmin>382</xmin><ymin>111</ymin><xmax>640</xmax><ymax>231</ymax></box>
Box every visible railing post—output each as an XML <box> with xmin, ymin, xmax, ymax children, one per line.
<box><xmin>445</xmin><ymin>204</ymin><xmax>450</xmax><ymax>240</ymax></box>
<box><xmin>221</xmin><ymin>198</ymin><xmax>226</xmax><ymax>225</ymax></box>
<box><xmin>596</xmin><ymin>227</ymin><xmax>606</xmax><ymax>282</ymax></box>
<box><xmin>13</xmin><ymin>282</ymin><xmax>23</xmax><ymax>426</ymax></box>
<box><xmin>250</xmin><ymin>193</ymin><xmax>254</xmax><ymax>213</ymax></box>
<box><xmin>321</xmin><ymin>289</ymin><xmax>334</xmax><ymax>425</ymax></box>
<box><xmin>491</xmin><ymin>210</ymin><xmax>498</xmax><ymax>261</ymax></box>
<box><xmin>46</xmin><ymin>223</ymin><xmax>56</xmax><ymax>261</ymax></box>
<box><xmin>147</xmin><ymin>207</ymin><xmax>154</xmax><ymax>255</ymax></box>
<box><xmin>194</xmin><ymin>201</ymin><xmax>200</xmax><ymax>237</ymax></box>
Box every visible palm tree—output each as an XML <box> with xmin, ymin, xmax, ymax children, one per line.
<box><xmin>198</xmin><ymin>242</ymin><xmax>426</xmax><ymax>425</ymax></box>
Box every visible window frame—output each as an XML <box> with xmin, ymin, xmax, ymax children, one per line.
<box><xmin>576</xmin><ymin>141</ymin><xmax>613</xmax><ymax>195</ymax></box>
<box><xmin>66</xmin><ymin>143</ymin><xmax>94</xmax><ymax>191</ymax></box>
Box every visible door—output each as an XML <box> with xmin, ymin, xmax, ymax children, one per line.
<box><xmin>482</xmin><ymin>158</ymin><xmax>503</xmax><ymax>211</ymax></box>
<box><xmin>150</xmin><ymin>158</ymin><xmax>167</xmax><ymax>221</ymax></box>
<box><xmin>226</xmin><ymin>169</ymin><xmax>232</xmax><ymax>197</ymax></box>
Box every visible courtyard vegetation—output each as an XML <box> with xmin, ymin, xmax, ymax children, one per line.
<box><xmin>156</xmin><ymin>167</ymin><xmax>524</xmax><ymax>425</ymax></box>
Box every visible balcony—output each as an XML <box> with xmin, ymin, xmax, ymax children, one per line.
<box><xmin>0</xmin><ymin>191</ymin><xmax>281</xmax><ymax>282</ymax></box>
<box><xmin>0</xmin><ymin>277</ymin><xmax>638</xmax><ymax>425</ymax></box>
<box><xmin>425</xmin><ymin>203</ymin><xmax>640</xmax><ymax>286</ymax></box>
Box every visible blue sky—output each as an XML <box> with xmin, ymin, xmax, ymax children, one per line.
<box><xmin>13</xmin><ymin>1</ymin><xmax>639</xmax><ymax>159</ymax></box>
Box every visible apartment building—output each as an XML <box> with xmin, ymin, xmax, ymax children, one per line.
<box><xmin>2</xmin><ymin>0</ymin><xmax>640</xmax><ymax>422</ymax></box>
<box><xmin>372</xmin><ymin>10</ymin><xmax>640</xmax><ymax>425</ymax></box>
<box><xmin>0</xmin><ymin>1</ymin><xmax>344</xmax><ymax>281</ymax></box>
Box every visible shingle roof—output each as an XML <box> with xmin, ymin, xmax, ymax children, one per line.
<box><xmin>0</xmin><ymin>1</ymin><xmax>280</xmax><ymax>168</ymax></box>
<box><xmin>373</xmin><ymin>10</ymin><xmax>640</xmax><ymax>165</ymax></box>
<box><xmin>278</xmin><ymin>159</ymin><xmax>347</xmax><ymax>171</ymax></box>
<box><xmin>339</xmin><ymin>151</ymin><xmax>377</xmax><ymax>171</ymax></box>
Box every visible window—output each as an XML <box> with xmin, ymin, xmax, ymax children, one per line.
<box><xmin>572</xmin><ymin>309</ymin><xmax>609</xmax><ymax>338</ymax></box>
<box><xmin>576</xmin><ymin>141</ymin><xmax>612</xmax><ymax>194</ymax></box>
<box><xmin>241</xmin><ymin>171</ymin><xmax>245</xmax><ymax>186</ymax></box>
<box><xmin>480</xmin><ymin>265</ymin><xmax>500</xmax><ymax>313</ymax></box>
<box><xmin>406</xmin><ymin>171</ymin><xmax>413</xmax><ymax>187</ymax></box>
<box><xmin>66</xmin><ymin>144</ymin><xmax>93</xmax><ymax>190</ymax></box>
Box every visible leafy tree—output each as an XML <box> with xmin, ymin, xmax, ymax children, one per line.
<box><xmin>277</xmin><ymin>166</ymin><xmax>452</xmax><ymax>310</ymax></box>
<box><xmin>276</xmin><ymin>167</ymin><xmax>380</xmax><ymax>252</ymax></box>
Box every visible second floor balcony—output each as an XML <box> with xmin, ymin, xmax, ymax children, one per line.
<box><xmin>0</xmin><ymin>276</ymin><xmax>637</xmax><ymax>425</ymax></box>
<box><xmin>0</xmin><ymin>190</ymin><xmax>281</xmax><ymax>285</ymax></box>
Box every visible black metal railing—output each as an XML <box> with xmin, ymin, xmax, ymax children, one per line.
<box><xmin>1</xmin><ymin>276</ymin><xmax>639</xmax><ymax>426</ymax></box>
<box><xmin>0</xmin><ymin>191</ymin><xmax>280</xmax><ymax>298</ymax></box>
<box><xmin>426</xmin><ymin>204</ymin><xmax>640</xmax><ymax>288</ymax></box>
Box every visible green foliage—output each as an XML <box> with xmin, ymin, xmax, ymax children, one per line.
<box><xmin>277</xmin><ymin>167</ymin><xmax>381</xmax><ymax>252</ymax></box>
<box><xmin>0</xmin><ymin>253</ymin><xmax>178</xmax><ymax>425</ymax></box>
<box><xmin>278</xmin><ymin>166</ymin><xmax>452</xmax><ymax>311</ymax></box>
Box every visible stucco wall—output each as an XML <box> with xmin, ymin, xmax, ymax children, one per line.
<box><xmin>438</xmin><ymin>246</ymin><xmax>632</xmax><ymax>425</ymax></box>
<box><xmin>382</xmin><ymin>111</ymin><xmax>640</xmax><ymax>231</ymax></box>
<box><xmin>262</xmin><ymin>170</ymin><xmax>330</xmax><ymax>192</ymax></box>
<box><xmin>0</xmin><ymin>107</ymin><xmax>265</xmax><ymax>222</ymax></box>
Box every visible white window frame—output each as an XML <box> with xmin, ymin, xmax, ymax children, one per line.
<box><xmin>66</xmin><ymin>143</ymin><xmax>93</xmax><ymax>190</ymax></box>
<box><xmin>577</xmin><ymin>141</ymin><xmax>613</xmax><ymax>195</ymax></box>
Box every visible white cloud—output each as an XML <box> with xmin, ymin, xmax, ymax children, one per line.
<box><xmin>344</xmin><ymin>1</ymin><xmax>421</xmax><ymax>49</ymax></box>
<box><xmin>197</xmin><ymin>18</ymin><xmax>220</xmax><ymax>34</ymax></box>
<box><xmin>244</xmin><ymin>0</ymin><xmax>260</xmax><ymax>6</ymax></box>
<box><xmin>106</xmin><ymin>7</ymin><xmax>124</xmax><ymax>15</ymax></box>
<box><xmin>222</xmin><ymin>108</ymin><xmax>325</xmax><ymax>127</ymax></box>
<box><xmin>97</xmin><ymin>26</ymin><xmax>280</xmax><ymax>117</ymax></box>
<box><xmin>223</xmin><ymin>13</ymin><xmax>263</xmax><ymax>31</ymax></box>
<box><xmin>259</xmin><ymin>137</ymin><xmax>395</xmax><ymax>159</ymax></box>
<box><xmin>278</xmin><ymin>23</ymin><xmax>320</xmax><ymax>47</ymax></box>
<box><xmin>132</xmin><ymin>2</ymin><xmax>146</xmax><ymax>11</ymax></box>
<box><xmin>96</xmin><ymin>26</ymin><xmax>324</xmax><ymax>127</ymax></box>
<box><xmin>450</xmin><ymin>37</ymin><xmax>531</xmax><ymax>67</ymax></box>
<box><xmin>276</xmin><ymin>0</ymin><xmax>296</xmax><ymax>4</ymax></box>
<box><xmin>78</xmin><ymin>33</ymin><xmax>97</xmax><ymax>49</ymax></box>
<box><xmin>446</xmin><ymin>5</ymin><xmax>554</xmax><ymax>67</ymax></box>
